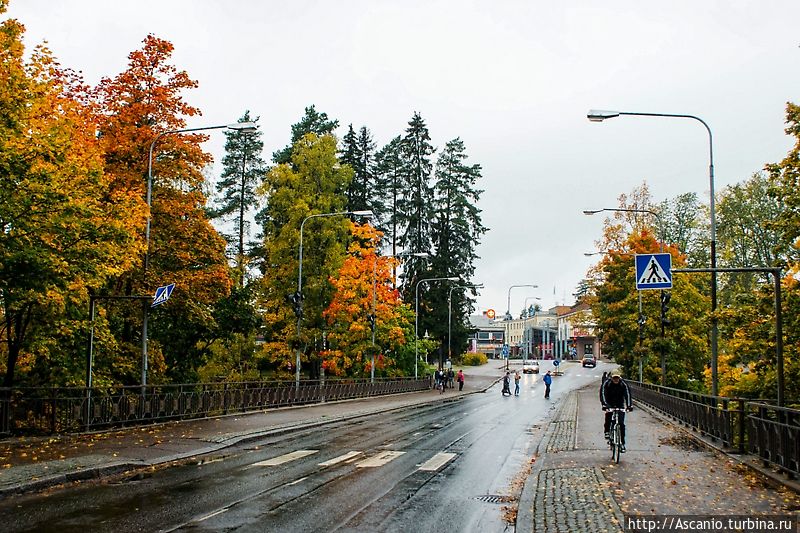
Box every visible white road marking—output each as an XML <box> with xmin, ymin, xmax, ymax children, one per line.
<box><xmin>287</xmin><ymin>476</ymin><xmax>307</xmax><ymax>485</ymax></box>
<box><xmin>356</xmin><ymin>451</ymin><xmax>405</xmax><ymax>468</ymax></box>
<box><xmin>196</xmin><ymin>508</ymin><xmax>229</xmax><ymax>522</ymax></box>
<box><xmin>253</xmin><ymin>449</ymin><xmax>318</xmax><ymax>466</ymax></box>
<box><xmin>418</xmin><ymin>452</ymin><xmax>457</xmax><ymax>472</ymax></box>
<box><xmin>319</xmin><ymin>451</ymin><xmax>362</xmax><ymax>467</ymax></box>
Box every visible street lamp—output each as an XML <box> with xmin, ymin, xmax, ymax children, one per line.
<box><xmin>415</xmin><ymin>276</ymin><xmax>459</xmax><ymax>378</ymax></box>
<box><xmin>448</xmin><ymin>283</ymin><xmax>483</xmax><ymax>362</ymax></box>
<box><xmin>587</xmin><ymin>109</ymin><xmax>717</xmax><ymax>394</ymax></box>
<box><xmin>506</xmin><ymin>284</ymin><xmax>538</xmax><ymax>320</ymax></box>
<box><xmin>142</xmin><ymin>121</ymin><xmax>258</xmax><ymax>388</ymax></box>
<box><xmin>296</xmin><ymin>210</ymin><xmax>374</xmax><ymax>389</ymax></box>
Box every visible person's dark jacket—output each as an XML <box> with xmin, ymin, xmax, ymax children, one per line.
<box><xmin>601</xmin><ymin>378</ymin><xmax>632</xmax><ymax>409</ymax></box>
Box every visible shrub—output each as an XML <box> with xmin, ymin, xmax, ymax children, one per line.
<box><xmin>462</xmin><ymin>352</ymin><xmax>488</xmax><ymax>366</ymax></box>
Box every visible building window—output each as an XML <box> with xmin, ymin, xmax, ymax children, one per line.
<box><xmin>584</xmin><ymin>343</ymin><xmax>593</xmax><ymax>355</ymax></box>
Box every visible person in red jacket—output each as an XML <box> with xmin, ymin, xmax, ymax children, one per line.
<box><xmin>456</xmin><ymin>369</ymin><xmax>464</xmax><ymax>391</ymax></box>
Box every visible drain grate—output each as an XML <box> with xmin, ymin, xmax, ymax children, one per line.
<box><xmin>474</xmin><ymin>494</ymin><xmax>515</xmax><ymax>504</ymax></box>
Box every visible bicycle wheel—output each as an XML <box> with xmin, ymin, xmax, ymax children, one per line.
<box><xmin>613</xmin><ymin>423</ymin><xmax>622</xmax><ymax>464</ymax></box>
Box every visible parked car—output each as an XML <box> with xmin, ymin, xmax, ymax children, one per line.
<box><xmin>522</xmin><ymin>359</ymin><xmax>540</xmax><ymax>374</ymax></box>
<box><xmin>582</xmin><ymin>355</ymin><xmax>597</xmax><ymax>368</ymax></box>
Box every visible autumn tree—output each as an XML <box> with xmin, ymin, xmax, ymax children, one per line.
<box><xmin>0</xmin><ymin>6</ymin><xmax>139</xmax><ymax>387</ymax></box>
<box><xmin>256</xmin><ymin>133</ymin><xmax>353</xmax><ymax>379</ymax></box>
<box><xmin>322</xmin><ymin>223</ymin><xmax>416</xmax><ymax>377</ymax></box>
<box><xmin>95</xmin><ymin>35</ymin><xmax>231</xmax><ymax>384</ymax></box>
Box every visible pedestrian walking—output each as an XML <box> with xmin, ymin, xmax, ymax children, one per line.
<box><xmin>543</xmin><ymin>370</ymin><xmax>552</xmax><ymax>399</ymax></box>
<box><xmin>448</xmin><ymin>368</ymin><xmax>455</xmax><ymax>389</ymax></box>
<box><xmin>514</xmin><ymin>371</ymin><xmax>521</xmax><ymax>396</ymax></box>
<box><xmin>502</xmin><ymin>372</ymin><xmax>512</xmax><ymax>396</ymax></box>
<box><xmin>457</xmin><ymin>369</ymin><xmax>465</xmax><ymax>391</ymax></box>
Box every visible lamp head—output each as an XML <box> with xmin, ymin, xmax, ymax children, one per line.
<box><xmin>227</xmin><ymin>121</ymin><xmax>259</xmax><ymax>133</ymax></box>
<box><xmin>587</xmin><ymin>110</ymin><xmax>620</xmax><ymax>122</ymax></box>
<box><xmin>350</xmin><ymin>210</ymin><xmax>374</xmax><ymax>218</ymax></box>
<box><xmin>583</xmin><ymin>209</ymin><xmax>603</xmax><ymax>215</ymax></box>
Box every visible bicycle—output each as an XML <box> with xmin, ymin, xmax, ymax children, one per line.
<box><xmin>605</xmin><ymin>408</ymin><xmax>628</xmax><ymax>464</ymax></box>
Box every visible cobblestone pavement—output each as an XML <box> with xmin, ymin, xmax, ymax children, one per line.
<box><xmin>532</xmin><ymin>467</ymin><xmax>623</xmax><ymax>532</ymax></box>
<box><xmin>519</xmin><ymin>384</ymin><xmax>800</xmax><ymax>533</ymax></box>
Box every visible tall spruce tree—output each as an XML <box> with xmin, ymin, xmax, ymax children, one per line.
<box><xmin>374</xmin><ymin>136</ymin><xmax>403</xmax><ymax>273</ymax></box>
<box><xmin>272</xmin><ymin>105</ymin><xmax>339</xmax><ymax>165</ymax></box>
<box><xmin>397</xmin><ymin>112</ymin><xmax>436</xmax><ymax>298</ymax></box>
<box><xmin>211</xmin><ymin>110</ymin><xmax>266</xmax><ymax>287</ymax></box>
<box><xmin>340</xmin><ymin>125</ymin><xmax>388</xmax><ymax>237</ymax></box>
<box><xmin>428</xmin><ymin>138</ymin><xmax>486</xmax><ymax>363</ymax></box>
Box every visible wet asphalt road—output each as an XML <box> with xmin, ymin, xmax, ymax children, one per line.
<box><xmin>0</xmin><ymin>363</ymin><xmax>608</xmax><ymax>533</ymax></box>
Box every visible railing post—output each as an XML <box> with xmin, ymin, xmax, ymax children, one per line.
<box><xmin>738</xmin><ymin>399</ymin><xmax>746</xmax><ymax>454</ymax></box>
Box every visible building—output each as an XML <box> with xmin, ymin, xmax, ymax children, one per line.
<box><xmin>469</xmin><ymin>303</ymin><xmax>601</xmax><ymax>360</ymax></box>
<box><xmin>467</xmin><ymin>314</ymin><xmax>505</xmax><ymax>358</ymax></box>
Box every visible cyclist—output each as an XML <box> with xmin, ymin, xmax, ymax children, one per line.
<box><xmin>600</xmin><ymin>371</ymin><xmax>632</xmax><ymax>452</ymax></box>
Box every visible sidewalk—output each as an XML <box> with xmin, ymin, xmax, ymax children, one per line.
<box><xmin>518</xmin><ymin>386</ymin><xmax>800</xmax><ymax>532</ymax></box>
<box><xmin>0</xmin><ymin>365</ymin><xmax>501</xmax><ymax>498</ymax></box>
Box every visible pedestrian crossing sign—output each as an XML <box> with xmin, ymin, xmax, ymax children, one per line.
<box><xmin>635</xmin><ymin>253</ymin><xmax>672</xmax><ymax>290</ymax></box>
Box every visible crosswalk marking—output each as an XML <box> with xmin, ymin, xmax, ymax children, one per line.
<box><xmin>319</xmin><ymin>451</ymin><xmax>363</xmax><ymax>467</ymax></box>
<box><xmin>254</xmin><ymin>449</ymin><xmax>318</xmax><ymax>466</ymax></box>
<box><xmin>418</xmin><ymin>452</ymin><xmax>456</xmax><ymax>471</ymax></box>
<box><xmin>356</xmin><ymin>451</ymin><xmax>405</xmax><ymax>468</ymax></box>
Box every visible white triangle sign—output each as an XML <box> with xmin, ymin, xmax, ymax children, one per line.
<box><xmin>638</xmin><ymin>256</ymin><xmax>670</xmax><ymax>286</ymax></box>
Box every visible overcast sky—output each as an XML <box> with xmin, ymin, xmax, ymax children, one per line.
<box><xmin>7</xmin><ymin>0</ymin><xmax>800</xmax><ymax>315</ymax></box>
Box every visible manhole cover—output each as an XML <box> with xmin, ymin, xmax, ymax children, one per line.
<box><xmin>474</xmin><ymin>494</ymin><xmax>515</xmax><ymax>504</ymax></box>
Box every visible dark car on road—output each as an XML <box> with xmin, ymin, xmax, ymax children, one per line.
<box><xmin>582</xmin><ymin>355</ymin><xmax>597</xmax><ymax>368</ymax></box>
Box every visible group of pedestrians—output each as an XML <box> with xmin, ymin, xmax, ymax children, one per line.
<box><xmin>501</xmin><ymin>369</ymin><xmax>553</xmax><ymax>398</ymax></box>
<box><xmin>434</xmin><ymin>368</ymin><xmax>464</xmax><ymax>392</ymax></box>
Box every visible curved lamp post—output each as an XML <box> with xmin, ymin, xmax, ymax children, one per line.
<box><xmin>587</xmin><ymin>109</ymin><xmax>717</xmax><ymax>394</ymax></box>
<box><xmin>296</xmin><ymin>210</ymin><xmax>374</xmax><ymax>389</ymax></box>
<box><xmin>415</xmin><ymin>277</ymin><xmax>459</xmax><ymax>378</ymax></box>
<box><xmin>506</xmin><ymin>284</ymin><xmax>538</xmax><ymax>320</ymax></box>
<box><xmin>142</xmin><ymin>121</ymin><xmax>258</xmax><ymax>388</ymax></box>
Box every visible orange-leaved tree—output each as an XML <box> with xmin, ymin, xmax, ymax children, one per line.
<box><xmin>322</xmin><ymin>223</ymin><xmax>415</xmax><ymax>377</ymax></box>
<box><xmin>94</xmin><ymin>35</ymin><xmax>231</xmax><ymax>384</ymax></box>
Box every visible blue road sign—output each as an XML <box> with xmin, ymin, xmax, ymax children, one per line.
<box><xmin>502</xmin><ymin>344</ymin><xmax>509</xmax><ymax>357</ymax></box>
<box><xmin>635</xmin><ymin>253</ymin><xmax>672</xmax><ymax>290</ymax></box>
<box><xmin>152</xmin><ymin>283</ymin><xmax>175</xmax><ymax>307</ymax></box>
<box><xmin>553</xmin><ymin>359</ymin><xmax>560</xmax><ymax>367</ymax></box>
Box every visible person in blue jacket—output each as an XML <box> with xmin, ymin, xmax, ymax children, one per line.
<box><xmin>543</xmin><ymin>370</ymin><xmax>552</xmax><ymax>399</ymax></box>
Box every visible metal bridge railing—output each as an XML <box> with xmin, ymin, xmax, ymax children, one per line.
<box><xmin>0</xmin><ymin>376</ymin><xmax>432</xmax><ymax>437</ymax></box>
<box><xmin>630</xmin><ymin>381</ymin><xmax>800</xmax><ymax>478</ymax></box>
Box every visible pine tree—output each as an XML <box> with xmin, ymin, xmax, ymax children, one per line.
<box><xmin>397</xmin><ymin>112</ymin><xmax>436</xmax><ymax>298</ymax></box>
<box><xmin>272</xmin><ymin>105</ymin><xmax>339</xmax><ymax>165</ymax></box>
<box><xmin>428</xmin><ymin>138</ymin><xmax>486</xmax><ymax>362</ymax></box>
<box><xmin>374</xmin><ymin>136</ymin><xmax>403</xmax><ymax>276</ymax></box>
<box><xmin>211</xmin><ymin>110</ymin><xmax>266</xmax><ymax>287</ymax></box>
